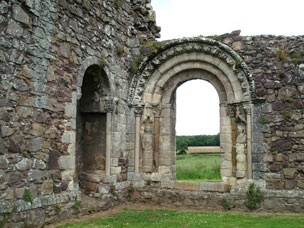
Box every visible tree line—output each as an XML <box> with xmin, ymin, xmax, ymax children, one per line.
<box><xmin>176</xmin><ymin>134</ymin><xmax>220</xmax><ymax>153</ymax></box>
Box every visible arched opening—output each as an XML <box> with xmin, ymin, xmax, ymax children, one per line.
<box><xmin>175</xmin><ymin>79</ymin><xmax>221</xmax><ymax>181</ymax></box>
<box><xmin>76</xmin><ymin>65</ymin><xmax>112</xmax><ymax>193</ymax></box>
<box><xmin>129</xmin><ymin>38</ymin><xmax>255</xmax><ymax>189</ymax></box>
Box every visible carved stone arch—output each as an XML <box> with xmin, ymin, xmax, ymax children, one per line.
<box><xmin>129</xmin><ymin>38</ymin><xmax>256</xmax><ymax>189</ymax></box>
<box><xmin>128</xmin><ymin>37</ymin><xmax>256</xmax><ymax>106</ymax></box>
<box><xmin>160</xmin><ymin>69</ymin><xmax>227</xmax><ymax>104</ymax></box>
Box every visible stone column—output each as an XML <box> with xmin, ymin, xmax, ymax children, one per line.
<box><xmin>104</xmin><ymin>99</ymin><xmax>114</xmax><ymax>176</ymax></box>
<box><xmin>246</xmin><ymin>105</ymin><xmax>253</xmax><ymax>179</ymax></box>
<box><xmin>153</xmin><ymin>107</ymin><xmax>161</xmax><ymax>172</ymax></box>
<box><xmin>134</xmin><ymin>105</ymin><xmax>143</xmax><ymax>173</ymax></box>
<box><xmin>231</xmin><ymin>117</ymin><xmax>237</xmax><ymax>177</ymax></box>
<box><xmin>229</xmin><ymin>105</ymin><xmax>237</xmax><ymax>178</ymax></box>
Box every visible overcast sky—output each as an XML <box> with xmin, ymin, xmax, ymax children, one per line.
<box><xmin>151</xmin><ymin>0</ymin><xmax>304</xmax><ymax>136</ymax></box>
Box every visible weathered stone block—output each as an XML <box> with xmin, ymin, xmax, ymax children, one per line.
<box><xmin>84</xmin><ymin>182</ymin><xmax>98</xmax><ymax>192</ymax></box>
<box><xmin>6</xmin><ymin>20</ymin><xmax>23</xmax><ymax>37</ymax></box>
<box><xmin>103</xmin><ymin>175</ymin><xmax>117</xmax><ymax>183</ymax></box>
<box><xmin>27</xmin><ymin>170</ymin><xmax>47</xmax><ymax>181</ymax></box>
<box><xmin>296</xmin><ymin>153</ymin><xmax>304</xmax><ymax>161</ymax></box>
<box><xmin>161</xmin><ymin>180</ymin><xmax>174</xmax><ymax>189</ymax></box>
<box><xmin>253</xmin><ymin>163</ymin><xmax>267</xmax><ymax>172</ymax></box>
<box><xmin>283</xmin><ymin>168</ymin><xmax>297</xmax><ymax>179</ymax></box>
<box><xmin>159</xmin><ymin>166</ymin><xmax>171</xmax><ymax>175</ymax></box>
<box><xmin>284</xmin><ymin>180</ymin><xmax>297</xmax><ymax>190</ymax></box>
<box><xmin>65</xmin><ymin>103</ymin><xmax>76</xmax><ymax>118</ymax></box>
<box><xmin>175</xmin><ymin>181</ymin><xmax>199</xmax><ymax>191</ymax></box>
<box><xmin>199</xmin><ymin>182</ymin><xmax>229</xmax><ymax>192</ymax></box>
<box><xmin>237</xmin><ymin>162</ymin><xmax>246</xmax><ymax>171</ymax></box>
<box><xmin>0</xmin><ymin>155</ymin><xmax>9</xmax><ymax>169</ymax></box>
<box><xmin>48</xmin><ymin>151</ymin><xmax>60</xmax><ymax>170</ymax></box>
<box><xmin>7</xmin><ymin>172</ymin><xmax>23</xmax><ymax>186</ymax></box>
<box><xmin>263</xmin><ymin>153</ymin><xmax>273</xmax><ymax>162</ymax></box>
<box><xmin>32</xmin><ymin>159</ymin><xmax>46</xmax><ymax>170</ymax></box>
<box><xmin>67</xmin><ymin>143</ymin><xmax>75</xmax><ymax>155</ymax></box>
<box><xmin>111</xmin><ymin>158</ymin><xmax>118</xmax><ymax>166</ymax></box>
<box><xmin>40</xmin><ymin>180</ymin><xmax>53</xmax><ymax>195</ymax></box>
<box><xmin>151</xmin><ymin>173</ymin><xmax>161</xmax><ymax>181</ymax></box>
<box><xmin>26</xmin><ymin>137</ymin><xmax>44</xmax><ymax>152</ymax></box>
<box><xmin>59</xmin><ymin>42</ymin><xmax>70</xmax><ymax>58</ymax></box>
<box><xmin>221</xmin><ymin>168</ymin><xmax>232</xmax><ymax>177</ymax></box>
<box><xmin>111</xmin><ymin>167</ymin><xmax>121</xmax><ymax>175</ymax></box>
<box><xmin>16</xmin><ymin>158</ymin><xmax>32</xmax><ymax>171</ymax></box>
<box><xmin>236</xmin><ymin>171</ymin><xmax>246</xmax><ymax>178</ymax></box>
<box><xmin>115</xmin><ymin>181</ymin><xmax>130</xmax><ymax>190</ymax></box>
<box><xmin>237</xmin><ymin>153</ymin><xmax>246</xmax><ymax>162</ymax></box>
<box><xmin>132</xmin><ymin>181</ymin><xmax>145</xmax><ymax>188</ymax></box>
<box><xmin>62</xmin><ymin>170</ymin><xmax>74</xmax><ymax>181</ymax></box>
<box><xmin>274</xmin><ymin>154</ymin><xmax>287</xmax><ymax>162</ymax></box>
<box><xmin>236</xmin><ymin>144</ymin><xmax>245</xmax><ymax>154</ymax></box>
<box><xmin>98</xmin><ymin>185</ymin><xmax>110</xmax><ymax>194</ymax></box>
<box><xmin>62</xmin><ymin>131</ymin><xmax>76</xmax><ymax>144</ymax></box>
<box><xmin>221</xmin><ymin>160</ymin><xmax>232</xmax><ymax>169</ymax></box>
<box><xmin>128</xmin><ymin>172</ymin><xmax>141</xmax><ymax>181</ymax></box>
<box><xmin>297</xmin><ymin>181</ymin><xmax>304</xmax><ymax>189</ymax></box>
<box><xmin>29</xmin><ymin>123</ymin><xmax>46</xmax><ymax>136</ymax></box>
<box><xmin>1</xmin><ymin>126</ymin><xmax>14</xmax><ymax>137</ymax></box>
<box><xmin>264</xmin><ymin>173</ymin><xmax>281</xmax><ymax>180</ymax></box>
<box><xmin>58</xmin><ymin>156</ymin><xmax>75</xmax><ymax>170</ymax></box>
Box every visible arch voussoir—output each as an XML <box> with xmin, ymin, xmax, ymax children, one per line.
<box><xmin>128</xmin><ymin>37</ymin><xmax>255</xmax><ymax>106</ymax></box>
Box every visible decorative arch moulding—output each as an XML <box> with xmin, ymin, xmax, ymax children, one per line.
<box><xmin>128</xmin><ymin>37</ymin><xmax>257</xmax><ymax>107</ymax></box>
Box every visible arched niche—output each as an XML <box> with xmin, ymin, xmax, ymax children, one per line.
<box><xmin>76</xmin><ymin>64</ymin><xmax>113</xmax><ymax>193</ymax></box>
<box><xmin>128</xmin><ymin>38</ymin><xmax>256</xmax><ymax>188</ymax></box>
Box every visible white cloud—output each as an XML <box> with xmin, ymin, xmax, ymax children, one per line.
<box><xmin>152</xmin><ymin>0</ymin><xmax>304</xmax><ymax>40</ymax></box>
<box><xmin>176</xmin><ymin>80</ymin><xmax>220</xmax><ymax>135</ymax></box>
<box><xmin>150</xmin><ymin>0</ymin><xmax>303</xmax><ymax>135</ymax></box>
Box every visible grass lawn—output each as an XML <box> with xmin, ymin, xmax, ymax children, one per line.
<box><xmin>176</xmin><ymin>153</ymin><xmax>221</xmax><ymax>181</ymax></box>
<box><xmin>57</xmin><ymin>209</ymin><xmax>304</xmax><ymax>228</ymax></box>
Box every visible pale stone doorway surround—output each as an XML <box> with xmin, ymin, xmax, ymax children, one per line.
<box><xmin>128</xmin><ymin>38</ymin><xmax>256</xmax><ymax>189</ymax></box>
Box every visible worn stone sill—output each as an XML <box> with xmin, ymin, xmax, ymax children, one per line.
<box><xmin>175</xmin><ymin>180</ymin><xmax>229</xmax><ymax>192</ymax></box>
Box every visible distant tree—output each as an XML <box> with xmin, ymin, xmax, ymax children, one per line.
<box><xmin>177</xmin><ymin>140</ymin><xmax>188</xmax><ymax>154</ymax></box>
<box><xmin>176</xmin><ymin>134</ymin><xmax>220</xmax><ymax>149</ymax></box>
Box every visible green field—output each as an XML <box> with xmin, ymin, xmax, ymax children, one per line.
<box><xmin>57</xmin><ymin>209</ymin><xmax>304</xmax><ymax>228</ymax></box>
<box><xmin>176</xmin><ymin>153</ymin><xmax>221</xmax><ymax>181</ymax></box>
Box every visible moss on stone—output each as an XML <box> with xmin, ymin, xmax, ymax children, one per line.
<box><xmin>130</xmin><ymin>55</ymin><xmax>144</xmax><ymax>74</ymax></box>
<box><xmin>54</xmin><ymin>205</ymin><xmax>61</xmax><ymax>216</ymax></box>
<box><xmin>276</xmin><ymin>49</ymin><xmax>288</xmax><ymax>62</ymax></box>
<box><xmin>259</xmin><ymin>115</ymin><xmax>270</xmax><ymax>125</ymax></box>
<box><xmin>290</xmin><ymin>51</ymin><xmax>304</xmax><ymax>65</ymax></box>
<box><xmin>100</xmin><ymin>58</ymin><xmax>107</xmax><ymax>68</ymax></box>
<box><xmin>22</xmin><ymin>188</ymin><xmax>33</xmax><ymax>204</ymax></box>
<box><xmin>116</xmin><ymin>46</ymin><xmax>124</xmax><ymax>57</ymax></box>
<box><xmin>282</xmin><ymin>110</ymin><xmax>292</xmax><ymax>121</ymax></box>
<box><xmin>140</xmin><ymin>40</ymin><xmax>164</xmax><ymax>57</ymax></box>
<box><xmin>114</xmin><ymin>0</ymin><xmax>124</xmax><ymax>9</ymax></box>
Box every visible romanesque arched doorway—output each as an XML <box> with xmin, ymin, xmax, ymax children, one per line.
<box><xmin>128</xmin><ymin>38</ymin><xmax>256</xmax><ymax>188</ymax></box>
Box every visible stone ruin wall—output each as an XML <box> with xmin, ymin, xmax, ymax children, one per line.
<box><xmin>0</xmin><ymin>0</ymin><xmax>304</xmax><ymax>227</ymax></box>
<box><xmin>0</xmin><ymin>0</ymin><xmax>160</xmax><ymax>226</ymax></box>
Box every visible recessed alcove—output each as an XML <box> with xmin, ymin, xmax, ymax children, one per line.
<box><xmin>76</xmin><ymin>64</ymin><xmax>113</xmax><ymax>193</ymax></box>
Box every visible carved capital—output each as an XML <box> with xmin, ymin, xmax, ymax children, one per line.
<box><xmin>104</xmin><ymin>98</ymin><xmax>114</xmax><ymax>113</ymax></box>
<box><xmin>243</xmin><ymin>105</ymin><xmax>252</xmax><ymax>115</ymax></box>
<box><xmin>152</xmin><ymin>104</ymin><xmax>161</xmax><ymax>118</ymax></box>
<box><xmin>236</xmin><ymin>105</ymin><xmax>247</xmax><ymax>123</ymax></box>
<box><xmin>134</xmin><ymin>104</ymin><xmax>144</xmax><ymax>116</ymax></box>
<box><xmin>227</xmin><ymin>104</ymin><xmax>236</xmax><ymax>117</ymax></box>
